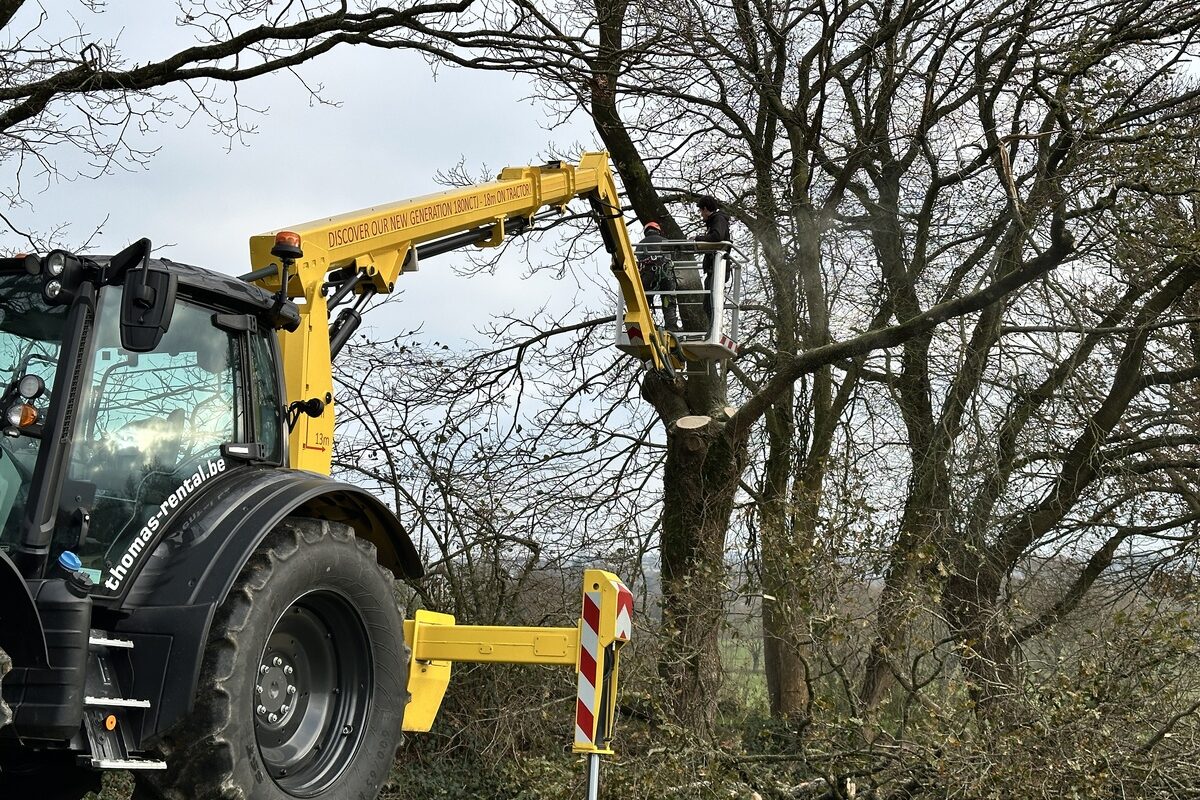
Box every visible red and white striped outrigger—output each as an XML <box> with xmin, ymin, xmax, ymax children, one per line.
<box><xmin>573</xmin><ymin>570</ymin><xmax>634</xmax><ymax>799</ymax></box>
<box><xmin>574</xmin><ymin>571</ymin><xmax>634</xmax><ymax>751</ymax></box>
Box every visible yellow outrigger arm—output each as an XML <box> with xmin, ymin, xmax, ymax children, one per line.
<box><xmin>402</xmin><ymin>570</ymin><xmax>633</xmax><ymax>779</ymax></box>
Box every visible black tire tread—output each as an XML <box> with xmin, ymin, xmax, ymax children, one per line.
<box><xmin>0</xmin><ymin>646</ymin><xmax>10</xmax><ymax>730</ymax></box>
<box><xmin>138</xmin><ymin>518</ymin><xmax>408</xmax><ymax>800</ymax></box>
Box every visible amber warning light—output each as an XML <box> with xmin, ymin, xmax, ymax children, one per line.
<box><xmin>271</xmin><ymin>230</ymin><xmax>303</xmax><ymax>261</ymax></box>
<box><xmin>6</xmin><ymin>403</ymin><xmax>37</xmax><ymax>428</ymax></box>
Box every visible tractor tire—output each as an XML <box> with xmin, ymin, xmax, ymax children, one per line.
<box><xmin>137</xmin><ymin>518</ymin><xmax>410</xmax><ymax>800</ymax></box>
<box><xmin>0</xmin><ymin>646</ymin><xmax>9</xmax><ymax>729</ymax></box>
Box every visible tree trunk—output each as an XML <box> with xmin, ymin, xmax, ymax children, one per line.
<box><xmin>755</xmin><ymin>204</ymin><xmax>825</xmax><ymax>722</ymax></box>
<box><xmin>658</xmin><ymin>412</ymin><xmax>745</xmax><ymax>735</ymax></box>
<box><xmin>759</xmin><ymin>394</ymin><xmax>814</xmax><ymax>722</ymax></box>
<box><xmin>761</xmin><ymin>566</ymin><xmax>812</xmax><ymax>720</ymax></box>
<box><xmin>589</xmin><ymin>0</ymin><xmax>744</xmax><ymax>734</ymax></box>
<box><xmin>943</xmin><ymin>569</ymin><xmax>1020</xmax><ymax>714</ymax></box>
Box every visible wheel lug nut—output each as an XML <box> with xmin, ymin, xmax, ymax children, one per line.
<box><xmin>272</xmin><ymin>656</ymin><xmax>283</xmax><ymax>667</ymax></box>
<box><xmin>256</xmin><ymin>705</ymin><xmax>267</xmax><ymax>716</ymax></box>
<box><xmin>259</xmin><ymin>665</ymin><xmax>269</xmax><ymax>674</ymax></box>
<box><xmin>287</xmin><ymin>685</ymin><xmax>296</xmax><ymax>696</ymax></box>
<box><xmin>281</xmin><ymin>704</ymin><xmax>290</xmax><ymax>714</ymax></box>
<box><xmin>283</xmin><ymin>665</ymin><xmax>293</xmax><ymax>676</ymax></box>
<box><xmin>268</xmin><ymin>713</ymin><xmax>279</xmax><ymax>723</ymax></box>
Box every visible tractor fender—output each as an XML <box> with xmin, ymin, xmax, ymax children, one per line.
<box><xmin>0</xmin><ymin>550</ymin><xmax>49</xmax><ymax>669</ymax></box>
<box><xmin>123</xmin><ymin>466</ymin><xmax>422</xmax><ymax>609</ymax></box>
<box><xmin>115</xmin><ymin>466</ymin><xmax>422</xmax><ymax>742</ymax></box>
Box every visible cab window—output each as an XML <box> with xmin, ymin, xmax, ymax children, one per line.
<box><xmin>250</xmin><ymin>330</ymin><xmax>282</xmax><ymax>463</ymax></box>
<box><xmin>67</xmin><ymin>286</ymin><xmax>243</xmax><ymax>587</ymax></box>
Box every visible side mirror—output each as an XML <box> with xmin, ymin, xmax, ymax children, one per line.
<box><xmin>111</xmin><ymin>239</ymin><xmax>177</xmax><ymax>353</ymax></box>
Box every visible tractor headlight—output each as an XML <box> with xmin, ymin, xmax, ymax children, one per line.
<box><xmin>46</xmin><ymin>251</ymin><xmax>67</xmax><ymax>276</ymax></box>
<box><xmin>18</xmin><ymin>374</ymin><xmax>44</xmax><ymax>400</ymax></box>
<box><xmin>30</xmin><ymin>249</ymin><xmax>92</xmax><ymax>306</ymax></box>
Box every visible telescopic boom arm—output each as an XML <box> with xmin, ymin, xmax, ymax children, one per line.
<box><xmin>248</xmin><ymin>151</ymin><xmax>677</xmax><ymax>474</ymax></box>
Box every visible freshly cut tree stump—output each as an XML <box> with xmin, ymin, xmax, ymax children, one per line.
<box><xmin>674</xmin><ymin>415</ymin><xmax>713</xmax><ymax>430</ymax></box>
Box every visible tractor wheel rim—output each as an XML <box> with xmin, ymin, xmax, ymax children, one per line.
<box><xmin>254</xmin><ymin>589</ymin><xmax>373</xmax><ymax>797</ymax></box>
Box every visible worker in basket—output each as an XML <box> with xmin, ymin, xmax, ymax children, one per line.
<box><xmin>695</xmin><ymin>195</ymin><xmax>732</xmax><ymax>321</ymax></box>
<box><xmin>637</xmin><ymin>221</ymin><xmax>682</xmax><ymax>332</ymax></box>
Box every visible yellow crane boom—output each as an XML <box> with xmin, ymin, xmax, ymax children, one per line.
<box><xmin>248</xmin><ymin>151</ymin><xmax>677</xmax><ymax>473</ymax></box>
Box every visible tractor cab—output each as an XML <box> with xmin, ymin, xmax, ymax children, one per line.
<box><xmin>0</xmin><ymin>248</ymin><xmax>292</xmax><ymax>599</ymax></box>
<box><xmin>616</xmin><ymin>239</ymin><xmax>743</xmax><ymax>365</ymax></box>
<box><xmin>0</xmin><ymin>245</ymin><xmax>300</xmax><ymax>779</ymax></box>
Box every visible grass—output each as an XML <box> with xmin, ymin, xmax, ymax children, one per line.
<box><xmin>87</xmin><ymin>771</ymin><xmax>133</xmax><ymax>800</ymax></box>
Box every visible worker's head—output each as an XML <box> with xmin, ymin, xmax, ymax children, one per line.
<box><xmin>644</xmin><ymin>221</ymin><xmax>662</xmax><ymax>234</ymax></box>
<box><xmin>696</xmin><ymin>195</ymin><xmax>719</xmax><ymax>220</ymax></box>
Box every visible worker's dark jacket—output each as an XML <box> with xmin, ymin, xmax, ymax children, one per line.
<box><xmin>696</xmin><ymin>208</ymin><xmax>731</xmax><ymax>281</ymax></box>
<box><xmin>697</xmin><ymin>209</ymin><xmax>731</xmax><ymax>246</ymax></box>
<box><xmin>637</xmin><ymin>230</ymin><xmax>680</xmax><ymax>326</ymax></box>
<box><xmin>638</xmin><ymin>231</ymin><xmax>671</xmax><ymax>282</ymax></box>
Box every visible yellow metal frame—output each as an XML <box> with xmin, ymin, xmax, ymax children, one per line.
<box><xmin>411</xmin><ymin>623</ymin><xmax>578</xmax><ymax>665</ymax></box>
<box><xmin>249</xmin><ymin>157</ymin><xmax>643</xmax><ymax>758</ymax></box>
<box><xmin>399</xmin><ymin>569</ymin><xmax>631</xmax><ymax>758</ymax></box>
<box><xmin>400</xmin><ymin>613</ymin><xmax>579</xmax><ymax>734</ymax></box>
<box><xmin>248</xmin><ymin>152</ymin><xmax>680</xmax><ymax>475</ymax></box>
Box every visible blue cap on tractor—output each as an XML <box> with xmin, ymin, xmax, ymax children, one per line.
<box><xmin>58</xmin><ymin>550</ymin><xmax>83</xmax><ymax>573</ymax></box>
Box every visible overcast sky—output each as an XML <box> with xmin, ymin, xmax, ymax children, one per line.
<box><xmin>4</xmin><ymin>4</ymin><xmax>608</xmax><ymax>344</ymax></box>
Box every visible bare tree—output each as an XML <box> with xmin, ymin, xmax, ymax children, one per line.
<box><xmin>399</xmin><ymin>0</ymin><xmax>1200</xmax><ymax>738</ymax></box>
<box><xmin>333</xmin><ymin>320</ymin><xmax>657</xmax><ymax>615</ymax></box>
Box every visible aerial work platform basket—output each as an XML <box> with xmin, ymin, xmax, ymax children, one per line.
<box><xmin>615</xmin><ymin>239</ymin><xmax>744</xmax><ymax>363</ymax></box>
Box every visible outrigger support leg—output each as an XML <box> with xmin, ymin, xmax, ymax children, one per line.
<box><xmin>586</xmin><ymin>753</ymin><xmax>601</xmax><ymax>800</ymax></box>
<box><xmin>402</xmin><ymin>569</ymin><xmax>635</xmax><ymax>789</ymax></box>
